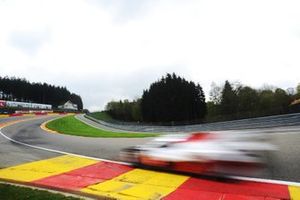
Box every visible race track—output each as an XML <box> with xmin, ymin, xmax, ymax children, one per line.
<box><xmin>1</xmin><ymin>115</ymin><xmax>300</xmax><ymax>183</ymax></box>
<box><xmin>0</xmin><ymin>116</ymin><xmax>152</xmax><ymax>166</ymax></box>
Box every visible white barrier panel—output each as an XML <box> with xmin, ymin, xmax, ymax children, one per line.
<box><xmin>1</xmin><ymin>100</ymin><xmax>52</xmax><ymax>110</ymax></box>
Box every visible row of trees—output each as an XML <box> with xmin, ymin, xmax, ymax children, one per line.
<box><xmin>105</xmin><ymin>99</ymin><xmax>141</xmax><ymax>121</ymax></box>
<box><xmin>0</xmin><ymin>76</ymin><xmax>83</xmax><ymax>110</ymax></box>
<box><xmin>104</xmin><ymin>73</ymin><xmax>300</xmax><ymax>123</ymax></box>
<box><xmin>207</xmin><ymin>81</ymin><xmax>300</xmax><ymax>121</ymax></box>
<box><xmin>105</xmin><ymin>73</ymin><xmax>206</xmax><ymax>123</ymax></box>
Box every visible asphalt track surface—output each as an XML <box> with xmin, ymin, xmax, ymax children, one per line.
<box><xmin>0</xmin><ymin>116</ymin><xmax>60</xmax><ymax>168</ymax></box>
<box><xmin>0</xmin><ymin>116</ymin><xmax>151</xmax><ymax>167</ymax></box>
<box><xmin>1</xmin><ymin>115</ymin><xmax>300</xmax><ymax>183</ymax></box>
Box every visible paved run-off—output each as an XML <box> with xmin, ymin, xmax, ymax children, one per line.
<box><xmin>0</xmin><ymin>155</ymin><xmax>299</xmax><ymax>200</ymax></box>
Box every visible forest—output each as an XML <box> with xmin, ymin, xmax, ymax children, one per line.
<box><xmin>106</xmin><ymin>73</ymin><xmax>206</xmax><ymax>123</ymax></box>
<box><xmin>206</xmin><ymin>80</ymin><xmax>300</xmax><ymax>122</ymax></box>
<box><xmin>104</xmin><ymin>73</ymin><xmax>300</xmax><ymax>124</ymax></box>
<box><xmin>0</xmin><ymin>76</ymin><xmax>83</xmax><ymax>110</ymax></box>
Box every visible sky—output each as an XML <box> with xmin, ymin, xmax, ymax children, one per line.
<box><xmin>1</xmin><ymin>0</ymin><xmax>300</xmax><ymax>111</ymax></box>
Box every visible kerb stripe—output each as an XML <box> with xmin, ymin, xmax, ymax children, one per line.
<box><xmin>82</xmin><ymin>168</ymin><xmax>189</xmax><ymax>200</ymax></box>
<box><xmin>0</xmin><ymin>155</ymin><xmax>98</xmax><ymax>182</ymax></box>
<box><xmin>33</xmin><ymin>161</ymin><xmax>133</xmax><ymax>190</ymax></box>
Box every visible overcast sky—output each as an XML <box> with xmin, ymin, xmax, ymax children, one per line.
<box><xmin>1</xmin><ymin>0</ymin><xmax>300</xmax><ymax>111</ymax></box>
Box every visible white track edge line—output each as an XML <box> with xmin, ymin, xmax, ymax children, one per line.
<box><xmin>75</xmin><ymin>115</ymin><xmax>129</xmax><ymax>133</ymax></box>
<box><xmin>78</xmin><ymin>114</ymin><xmax>154</xmax><ymax>134</ymax></box>
<box><xmin>0</xmin><ymin>127</ymin><xmax>130</xmax><ymax>166</ymax></box>
<box><xmin>230</xmin><ymin>175</ymin><xmax>300</xmax><ymax>187</ymax></box>
<box><xmin>1</xmin><ymin>120</ymin><xmax>300</xmax><ymax>186</ymax></box>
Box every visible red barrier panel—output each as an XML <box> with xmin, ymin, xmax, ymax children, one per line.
<box><xmin>59</xmin><ymin>112</ymin><xmax>67</xmax><ymax>115</ymax></box>
<box><xmin>35</xmin><ymin>113</ymin><xmax>48</xmax><ymax>116</ymax></box>
<box><xmin>9</xmin><ymin>113</ymin><xmax>23</xmax><ymax>117</ymax></box>
<box><xmin>0</xmin><ymin>100</ymin><xmax>6</xmax><ymax>108</ymax></box>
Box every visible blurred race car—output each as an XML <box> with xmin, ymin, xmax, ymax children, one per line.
<box><xmin>120</xmin><ymin>132</ymin><xmax>275</xmax><ymax>176</ymax></box>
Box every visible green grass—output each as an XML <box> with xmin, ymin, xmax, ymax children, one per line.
<box><xmin>88</xmin><ymin>111</ymin><xmax>114</xmax><ymax>122</ymax></box>
<box><xmin>46</xmin><ymin>115</ymin><xmax>158</xmax><ymax>138</ymax></box>
<box><xmin>0</xmin><ymin>183</ymin><xmax>82</xmax><ymax>200</ymax></box>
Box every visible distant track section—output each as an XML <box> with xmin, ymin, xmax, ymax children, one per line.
<box><xmin>85</xmin><ymin>112</ymin><xmax>300</xmax><ymax>132</ymax></box>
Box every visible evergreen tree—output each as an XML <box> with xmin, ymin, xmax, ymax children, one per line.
<box><xmin>220</xmin><ymin>80</ymin><xmax>237</xmax><ymax>115</ymax></box>
<box><xmin>0</xmin><ymin>76</ymin><xmax>83</xmax><ymax>110</ymax></box>
<box><xmin>141</xmin><ymin>73</ymin><xmax>206</xmax><ymax>122</ymax></box>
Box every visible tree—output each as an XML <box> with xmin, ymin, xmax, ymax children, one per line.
<box><xmin>236</xmin><ymin>86</ymin><xmax>259</xmax><ymax>114</ymax></box>
<box><xmin>70</xmin><ymin>93</ymin><xmax>83</xmax><ymax>110</ymax></box>
<box><xmin>273</xmin><ymin>88</ymin><xmax>290</xmax><ymax>114</ymax></box>
<box><xmin>105</xmin><ymin>99</ymin><xmax>142</xmax><ymax>121</ymax></box>
<box><xmin>257</xmin><ymin>89</ymin><xmax>274</xmax><ymax>115</ymax></box>
<box><xmin>220</xmin><ymin>80</ymin><xmax>238</xmax><ymax>115</ymax></box>
<box><xmin>0</xmin><ymin>76</ymin><xmax>83</xmax><ymax>110</ymax></box>
<box><xmin>141</xmin><ymin>73</ymin><xmax>206</xmax><ymax>122</ymax></box>
<box><xmin>131</xmin><ymin>99</ymin><xmax>142</xmax><ymax>121</ymax></box>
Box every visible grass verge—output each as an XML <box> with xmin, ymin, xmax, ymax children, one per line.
<box><xmin>46</xmin><ymin>115</ymin><xmax>158</xmax><ymax>138</ymax></box>
<box><xmin>88</xmin><ymin>111</ymin><xmax>114</xmax><ymax>122</ymax></box>
<box><xmin>0</xmin><ymin>183</ymin><xmax>82</xmax><ymax>200</ymax></box>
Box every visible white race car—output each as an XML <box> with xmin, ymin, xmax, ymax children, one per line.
<box><xmin>120</xmin><ymin>132</ymin><xmax>275</xmax><ymax>176</ymax></box>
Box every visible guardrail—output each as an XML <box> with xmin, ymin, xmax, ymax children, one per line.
<box><xmin>85</xmin><ymin>112</ymin><xmax>300</xmax><ymax>132</ymax></box>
